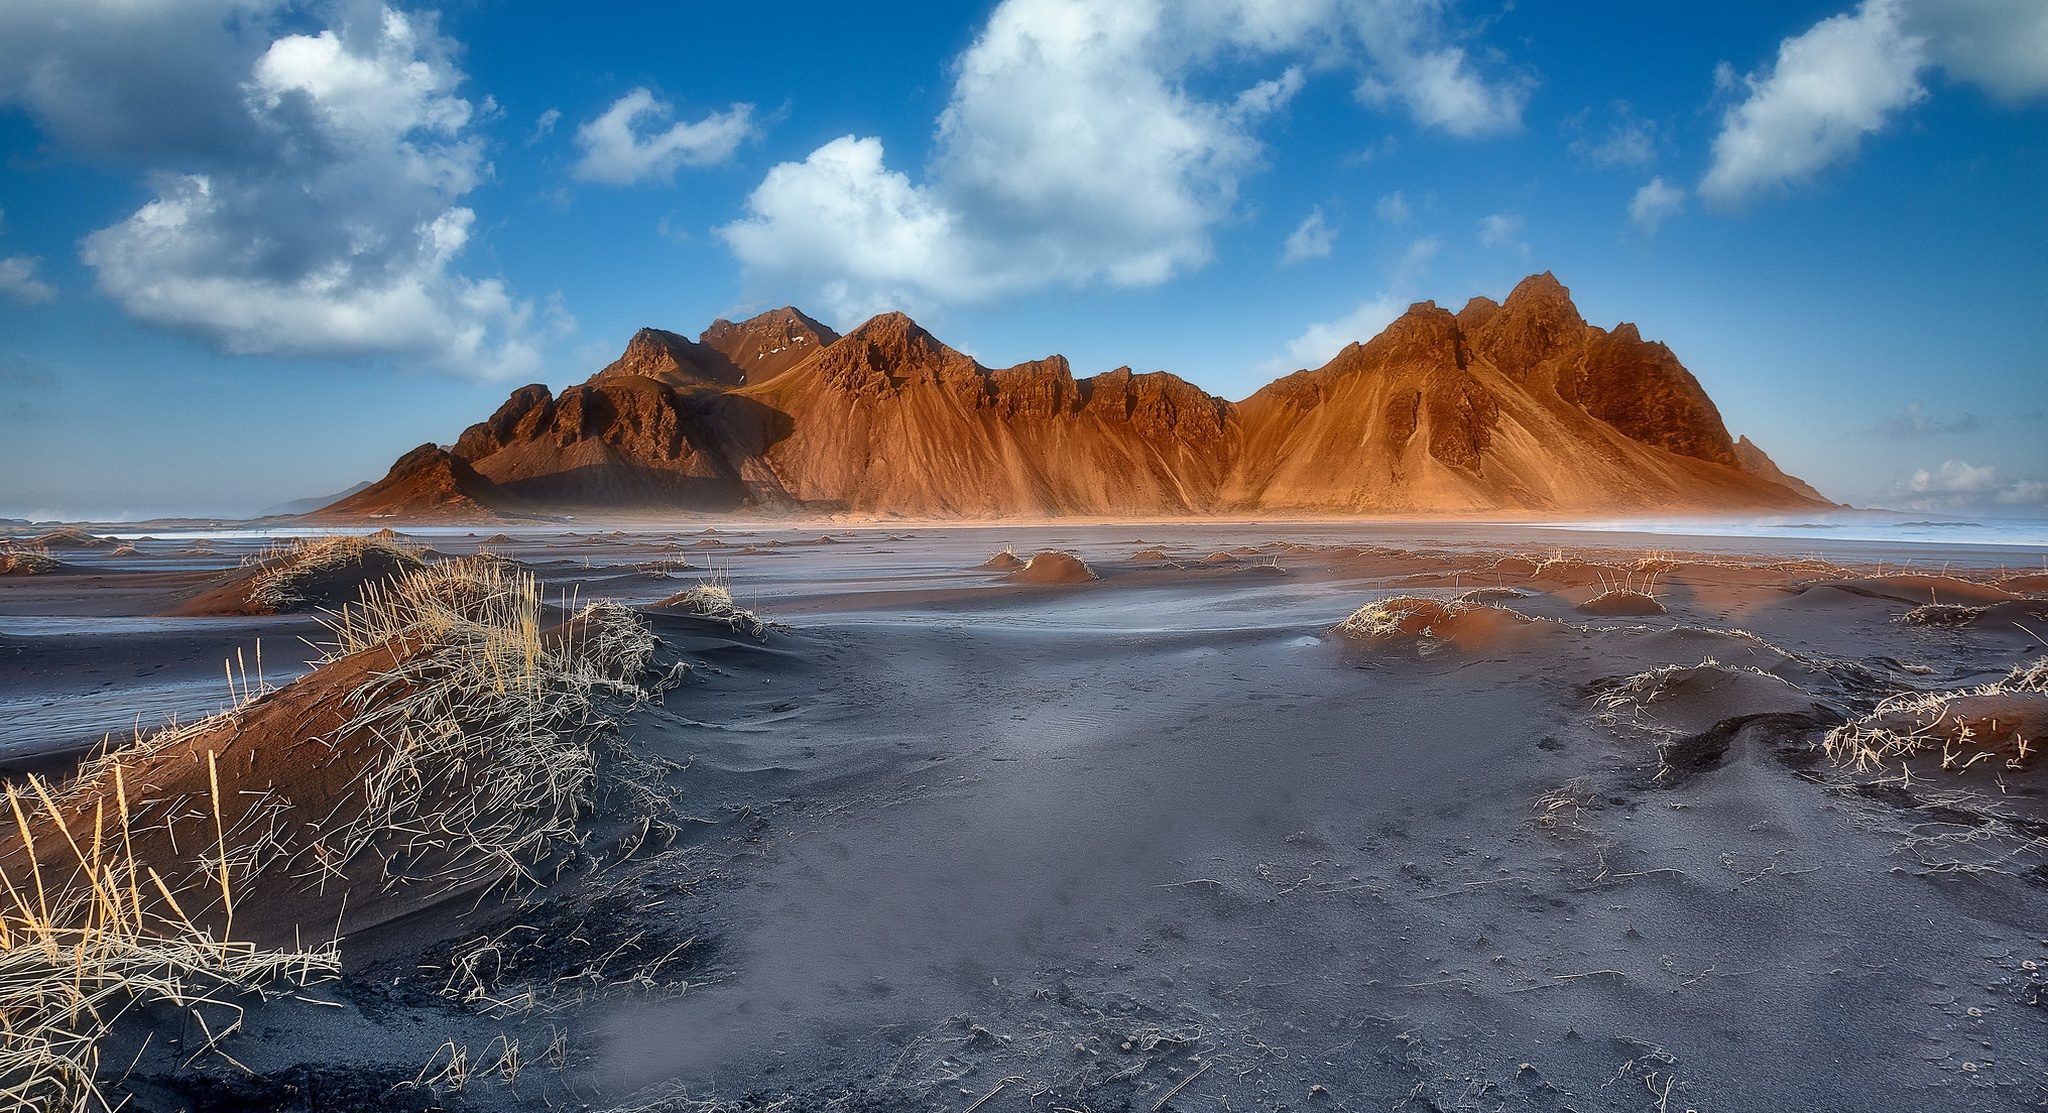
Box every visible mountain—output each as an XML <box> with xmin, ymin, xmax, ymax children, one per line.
<box><xmin>316</xmin><ymin>274</ymin><xmax>1828</xmax><ymax>521</ymax></box>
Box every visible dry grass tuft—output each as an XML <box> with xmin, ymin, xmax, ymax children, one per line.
<box><xmin>316</xmin><ymin>554</ymin><xmax>662</xmax><ymax>890</ymax></box>
<box><xmin>1823</xmin><ymin>657</ymin><xmax>2048</xmax><ymax>775</ymax></box>
<box><xmin>244</xmin><ymin>534</ymin><xmax>425</xmax><ymax>612</ymax></box>
<box><xmin>1334</xmin><ymin>595</ymin><xmax>1469</xmax><ymax>641</ymax></box>
<box><xmin>0</xmin><ymin>546</ymin><xmax>60</xmax><ymax>576</ymax></box>
<box><xmin>0</xmin><ymin>774</ymin><xmax>337</xmax><ymax>1112</ymax></box>
<box><xmin>1898</xmin><ymin>602</ymin><xmax>1981</xmax><ymax>628</ymax></box>
<box><xmin>2</xmin><ymin>554</ymin><xmax>671</xmax><ymax>1106</ymax></box>
<box><xmin>665</xmin><ymin>575</ymin><xmax>770</xmax><ymax>639</ymax></box>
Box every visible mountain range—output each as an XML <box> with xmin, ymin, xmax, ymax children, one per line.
<box><xmin>315</xmin><ymin>273</ymin><xmax>1827</xmax><ymax>521</ymax></box>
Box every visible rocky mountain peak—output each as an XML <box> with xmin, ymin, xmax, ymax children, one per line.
<box><xmin>594</xmin><ymin>327</ymin><xmax>742</xmax><ymax>388</ymax></box>
<box><xmin>701</xmin><ymin>307</ymin><xmax>842</xmax><ymax>384</ymax></box>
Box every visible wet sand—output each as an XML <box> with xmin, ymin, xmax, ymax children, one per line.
<box><xmin>3</xmin><ymin>521</ymin><xmax>2045</xmax><ymax>1111</ymax></box>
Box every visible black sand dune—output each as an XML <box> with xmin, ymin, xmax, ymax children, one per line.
<box><xmin>0</xmin><ymin>524</ymin><xmax>2043</xmax><ymax>1111</ymax></box>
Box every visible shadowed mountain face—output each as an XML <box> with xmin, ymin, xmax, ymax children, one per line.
<box><xmin>317</xmin><ymin>274</ymin><xmax>1829</xmax><ymax>520</ymax></box>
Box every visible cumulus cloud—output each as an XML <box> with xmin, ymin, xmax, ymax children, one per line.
<box><xmin>62</xmin><ymin>7</ymin><xmax>551</xmax><ymax>378</ymax></box>
<box><xmin>0</xmin><ymin>256</ymin><xmax>55</xmax><ymax>304</ymax></box>
<box><xmin>1629</xmin><ymin>178</ymin><xmax>1686</xmax><ymax>236</ymax></box>
<box><xmin>719</xmin><ymin>136</ymin><xmax>971</xmax><ymax>316</ymax></box>
<box><xmin>1888</xmin><ymin>458</ymin><xmax>2046</xmax><ymax>510</ymax></box>
<box><xmin>1700</xmin><ymin>0</ymin><xmax>2048</xmax><ymax>209</ymax></box>
<box><xmin>1477</xmin><ymin>212</ymin><xmax>1525</xmax><ymax>252</ymax></box>
<box><xmin>1875</xmin><ymin>400</ymin><xmax>1982</xmax><ymax>438</ymax></box>
<box><xmin>0</xmin><ymin>0</ymin><xmax>279</xmax><ymax>163</ymax></box>
<box><xmin>571</xmin><ymin>89</ymin><xmax>756</xmax><ymax>185</ymax></box>
<box><xmin>1281</xmin><ymin>206</ymin><xmax>1336</xmax><ymax>265</ymax></box>
<box><xmin>721</xmin><ymin>0</ymin><xmax>1530</xmax><ymax>320</ymax></box>
<box><xmin>1700</xmin><ymin>1</ymin><xmax>1927</xmax><ymax>208</ymax></box>
<box><xmin>0</xmin><ymin>5</ymin><xmax>558</xmax><ymax>378</ymax></box>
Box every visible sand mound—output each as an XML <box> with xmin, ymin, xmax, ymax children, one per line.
<box><xmin>1131</xmin><ymin>548</ymin><xmax>1171</xmax><ymax>562</ymax></box>
<box><xmin>1528</xmin><ymin>556</ymin><xmax>1626</xmax><ymax>587</ymax></box>
<box><xmin>1900</xmin><ymin>599</ymin><xmax>2048</xmax><ymax>629</ymax></box>
<box><xmin>1006</xmin><ymin>550</ymin><xmax>1097</xmax><ymax>584</ymax></box>
<box><xmin>1826</xmin><ymin>658</ymin><xmax>2048</xmax><ymax>775</ymax></box>
<box><xmin>0</xmin><ymin>547</ymin><xmax>65</xmax><ymax>575</ymax></box>
<box><xmin>1596</xmin><ymin>661</ymin><xmax>1818</xmax><ymax>736</ymax></box>
<box><xmin>4</xmin><ymin>556</ymin><xmax>663</xmax><ymax>945</ymax></box>
<box><xmin>1577</xmin><ymin>589</ymin><xmax>1667</xmax><ymax>616</ymax></box>
<box><xmin>1335</xmin><ymin>595</ymin><xmax>1537</xmax><ymax>652</ymax></box>
<box><xmin>655</xmin><ymin>579</ymin><xmax>771</xmax><ymax>638</ymax></box>
<box><xmin>164</xmin><ymin>535</ymin><xmax>426</xmax><ymax>616</ymax></box>
<box><xmin>1999</xmin><ymin>572</ymin><xmax>2048</xmax><ymax>594</ymax></box>
<box><xmin>24</xmin><ymin>527</ymin><xmax>113</xmax><ymax>550</ymax></box>
<box><xmin>977</xmin><ymin>548</ymin><xmax>1026</xmax><ymax>571</ymax></box>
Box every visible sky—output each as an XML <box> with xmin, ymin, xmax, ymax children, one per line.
<box><xmin>0</xmin><ymin>0</ymin><xmax>2042</xmax><ymax>520</ymax></box>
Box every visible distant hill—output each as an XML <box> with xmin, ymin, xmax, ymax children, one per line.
<box><xmin>259</xmin><ymin>481</ymin><xmax>371</xmax><ymax>518</ymax></box>
<box><xmin>314</xmin><ymin>273</ymin><xmax>1828</xmax><ymax>521</ymax></box>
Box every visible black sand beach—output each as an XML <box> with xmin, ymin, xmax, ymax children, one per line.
<box><xmin>3</xmin><ymin>522</ymin><xmax>2045</xmax><ymax>1111</ymax></box>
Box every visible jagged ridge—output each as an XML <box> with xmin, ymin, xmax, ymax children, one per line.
<box><xmin>316</xmin><ymin>273</ymin><xmax>1829</xmax><ymax>521</ymax></box>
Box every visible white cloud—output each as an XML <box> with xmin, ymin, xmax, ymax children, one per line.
<box><xmin>1629</xmin><ymin>178</ymin><xmax>1686</xmax><ymax>236</ymax></box>
<box><xmin>528</xmin><ymin>106</ymin><xmax>560</xmax><ymax>145</ymax></box>
<box><xmin>1883</xmin><ymin>458</ymin><xmax>2047</xmax><ymax>510</ymax></box>
<box><xmin>571</xmin><ymin>89</ymin><xmax>756</xmax><ymax>185</ymax></box>
<box><xmin>718</xmin><ymin>136</ymin><xmax>972</xmax><ymax>319</ymax></box>
<box><xmin>1376</xmin><ymin>190</ymin><xmax>1411</xmax><ymax>224</ymax></box>
<box><xmin>1700</xmin><ymin>1</ymin><xmax>1928</xmax><ymax>208</ymax></box>
<box><xmin>1699</xmin><ymin>0</ymin><xmax>2048</xmax><ymax>209</ymax></box>
<box><xmin>1568</xmin><ymin>102</ymin><xmax>1657</xmax><ymax>167</ymax></box>
<box><xmin>67</xmin><ymin>7</ymin><xmax>553</xmax><ymax>379</ymax></box>
<box><xmin>1478</xmin><ymin>212</ymin><xmax>1525</xmax><ymax>252</ymax></box>
<box><xmin>722</xmin><ymin>0</ymin><xmax>1531</xmax><ymax>320</ymax></box>
<box><xmin>1274</xmin><ymin>235</ymin><xmax>1440</xmax><ymax>370</ymax></box>
<box><xmin>1354</xmin><ymin>45</ymin><xmax>1530</xmax><ymax>138</ymax></box>
<box><xmin>1887</xmin><ymin>458</ymin><xmax>2047</xmax><ymax>510</ymax></box>
<box><xmin>1281</xmin><ymin>206</ymin><xmax>1336</xmax><ymax>265</ymax></box>
<box><xmin>1285</xmin><ymin>295</ymin><xmax>1408</xmax><ymax>369</ymax></box>
<box><xmin>1899</xmin><ymin>0</ymin><xmax>2048</xmax><ymax>102</ymax></box>
<box><xmin>1906</xmin><ymin>458</ymin><xmax>1997</xmax><ymax>493</ymax></box>
<box><xmin>0</xmin><ymin>255</ymin><xmax>55</xmax><ymax>303</ymax></box>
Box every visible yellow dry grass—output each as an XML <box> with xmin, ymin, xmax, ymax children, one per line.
<box><xmin>3</xmin><ymin>553</ymin><xmax>668</xmax><ymax>1108</ymax></box>
<box><xmin>1824</xmin><ymin>658</ymin><xmax>2048</xmax><ymax>775</ymax></box>
<box><xmin>0</xmin><ymin>546</ymin><xmax>59</xmax><ymax>576</ymax></box>
<box><xmin>0</xmin><ymin>770</ymin><xmax>337</xmax><ymax>1112</ymax></box>
<box><xmin>244</xmin><ymin>533</ymin><xmax>425</xmax><ymax>611</ymax></box>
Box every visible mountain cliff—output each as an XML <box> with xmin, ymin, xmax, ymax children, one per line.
<box><xmin>315</xmin><ymin>274</ymin><xmax>1827</xmax><ymax>521</ymax></box>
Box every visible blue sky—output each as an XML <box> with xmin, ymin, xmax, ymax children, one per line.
<box><xmin>0</xmin><ymin>0</ymin><xmax>2042</xmax><ymax>519</ymax></box>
